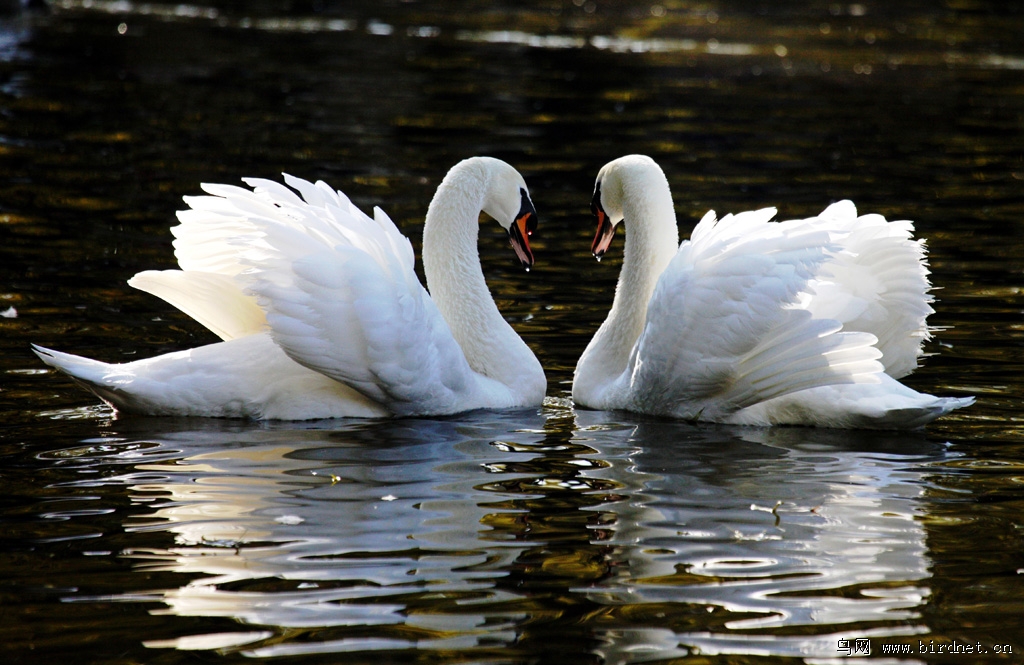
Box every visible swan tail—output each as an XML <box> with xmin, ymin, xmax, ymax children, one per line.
<box><xmin>32</xmin><ymin>337</ymin><xmax>391</xmax><ymax>419</ymax></box>
<box><xmin>34</xmin><ymin>344</ymin><xmax>111</xmax><ymax>382</ymax></box>
<box><xmin>31</xmin><ymin>344</ymin><xmax>132</xmax><ymax>412</ymax></box>
<box><xmin>929</xmin><ymin>395</ymin><xmax>976</xmax><ymax>416</ymax></box>
<box><xmin>848</xmin><ymin>395</ymin><xmax>975</xmax><ymax>430</ymax></box>
<box><xmin>728</xmin><ymin>380</ymin><xmax>975</xmax><ymax>429</ymax></box>
<box><xmin>835</xmin><ymin>391</ymin><xmax>970</xmax><ymax>428</ymax></box>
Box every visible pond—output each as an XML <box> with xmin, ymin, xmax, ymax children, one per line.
<box><xmin>1</xmin><ymin>1</ymin><xmax>1023</xmax><ymax>662</ymax></box>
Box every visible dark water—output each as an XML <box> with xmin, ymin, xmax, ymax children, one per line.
<box><xmin>2</xmin><ymin>1</ymin><xmax>1024</xmax><ymax>662</ymax></box>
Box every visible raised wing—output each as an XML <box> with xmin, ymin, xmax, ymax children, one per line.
<box><xmin>796</xmin><ymin>200</ymin><xmax>933</xmax><ymax>379</ymax></box>
<box><xmin>247</xmin><ymin>237</ymin><xmax>480</xmax><ymax>415</ymax></box>
<box><xmin>172</xmin><ymin>174</ymin><xmax>415</xmax><ymax>279</ymax></box>
<box><xmin>628</xmin><ymin>207</ymin><xmax>884</xmax><ymax>419</ymax></box>
<box><xmin>128</xmin><ymin>270</ymin><xmax>266</xmax><ymax>341</ymax></box>
<box><xmin>141</xmin><ymin>175</ymin><xmax>481</xmax><ymax>415</ymax></box>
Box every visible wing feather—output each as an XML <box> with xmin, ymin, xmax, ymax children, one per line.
<box><xmin>128</xmin><ymin>270</ymin><xmax>266</xmax><ymax>341</ymax></box>
<box><xmin>629</xmin><ymin>207</ymin><xmax>884</xmax><ymax>418</ymax></box>
<box><xmin>250</xmin><ymin>245</ymin><xmax>474</xmax><ymax>413</ymax></box>
<box><xmin>134</xmin><ymin>174</ymin><xmax>476</xmax><ymax>414</ymax></box>
<box><xmin>797</xmin><ymin>202</ymin><xmax>934</xmax><ymax>378</ymax></box>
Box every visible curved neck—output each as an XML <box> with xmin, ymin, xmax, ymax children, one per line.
<box><xmin>422</xmin><ymin>161</ymin><xmax>491</xmax><ymax>320</ymax></box>
<box><xmin>578</xmin><ymin>171</ymin><xmax>679</xmax><ymax>384</ymax></box>
<box><xmin>421</xmin><ymin>160</ymin><xmax>538</xmax><ymax>388</ymax></box>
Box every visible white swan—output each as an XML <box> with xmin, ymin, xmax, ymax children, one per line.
<box><xmin>572</xmin><ymin>155</ymin><xmax>974</xmax><ymax>429</ymax></box>
<box><xmin>34</xmin><ymin>157</ymin><xmax>547</xmax><ymax>419</ymax></box>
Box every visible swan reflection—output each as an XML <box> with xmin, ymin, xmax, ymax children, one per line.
<box><xmin>573</xmin><ymin>412</ymin><xmax>941</xmax><ymax>660</ymax></box>
<box><xmin>72</xmin><ymin>408</ymin><xmax>948</xmax><ymax>660</ymax></box>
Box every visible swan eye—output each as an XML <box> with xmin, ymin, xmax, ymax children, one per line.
<box><xmin>519</xmin><ymin>188</ymin><xmax>538</xmax><ymax>237</ymax></box>
<box><xmin>591</xmin><ymin>181</ymin><xmax>604</xmax><ymax>219</ymax></box>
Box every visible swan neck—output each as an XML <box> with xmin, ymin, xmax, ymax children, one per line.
<box><xmin>421</xmin><ymin>160</ymin><xmax>540</xmax><ymax>392</ymax></box>
<box><xmin>608</xmin><ymin>180</ymin><xmax>679</xmax><ymax>346</ymax></box>
<box><xmin>576</xmin><ymin>167</ymin><xmax>678</xmax><ymax>399</ymax></box>
<box><xmin>422</xmin><ymin>163</ymin><xmax>489</xmax><ymax>303</ymax></box>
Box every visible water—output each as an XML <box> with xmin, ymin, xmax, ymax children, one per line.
<box><xmin>2</xmin><ymin>1</ymin><xmax>1023</xmax><ymax>662</ymax></box>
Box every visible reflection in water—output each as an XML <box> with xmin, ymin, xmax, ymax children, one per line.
<box><xmin>118</xmin><ymin>412</ymin><xmax>552</xmax><ymax>653</ymax></box>
<box><xmin>73</xmin><ymin>411</ymin><xmax>556</xmax><ymax>656</ymax></box>
<box><xmin>49</xmin><ymin>408</ymin><xmax>948</xmax><ymax>660</ymax></box>
<box><xmin>575</xmin><ymin>415</ymin><xmax>940</xmax><ymax>660</ymax></box>
<box><xmin>5</xmin><ymin>1</ymin><xmax>1024</xmax><ymax>662</ymax></box>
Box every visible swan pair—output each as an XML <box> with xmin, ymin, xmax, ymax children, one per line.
<box><xmin>34</xmin><ymin>155</ymin><xmax>973</xmax><ymax>428</ymax></box>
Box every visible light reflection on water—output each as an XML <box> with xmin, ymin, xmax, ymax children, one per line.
<box><xmin>3</xmin><ymin>0</ymin><xmax>1024</xmax><ymax>662</ymax></box>
<box><xmin>579</xmin><ymin>419</ymin><xmax>938</xmax><ymax>659</ymax></box>
<box><xmin>40</xmin><ymin>409</ymin><xmax>949</xmax><ymax>660</ymax></box>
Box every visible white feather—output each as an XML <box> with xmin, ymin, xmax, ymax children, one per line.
<box><xmin>34</xmin><ymin>158</ymin><xmax>545</xmax><ymax>419</ymax></box>
<box><xmin>573</xmin><ymin>155</ymin><xmax>973</xmax><ymax>429</ymax></box>
<box><xmin>127</xmin><ymin>270</ymin><xmax>266</xmax><ymax>341</ymax></box>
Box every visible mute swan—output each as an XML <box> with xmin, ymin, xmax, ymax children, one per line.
<box><xmin>34</xmin><ymin>157</ymin><xmax>547</xmax><ymax>419</ymax></box>
<box><xmin>572</xmin><ymin>155</ymin><xmax>974</xmax><ymax>429</ymax></box>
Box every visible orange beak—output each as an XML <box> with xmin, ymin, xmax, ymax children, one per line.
<box><xmin>591</xmin><ymin>183</ymin><xmax>616</xmax><ymax>258</ymax></box>
<box><xmin>508</xmin><ymin>188</ymin><xmax>537</xmax><ymax>270</ymax></box>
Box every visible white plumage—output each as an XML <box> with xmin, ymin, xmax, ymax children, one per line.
<box><xmin>34</xmin><ymin>157</ymin><xmax>546</xmax><ymax>419</ymax></box>
<box><xmin>572</xmin><ymin>154</ymin><xmax>973</xmax><ymax>429</ymax></box>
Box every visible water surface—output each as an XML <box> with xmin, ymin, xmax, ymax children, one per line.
<box><xmin>1</xmin><ymin>1</ymin><xmax>1023</xmax><ymax>662</ymax></box>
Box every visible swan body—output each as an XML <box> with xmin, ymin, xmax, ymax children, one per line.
<box><xmin>572</xmin><ymin>155</ymin><xmax>973</xmax><ymax>429</ymax></box>
<box><xmin>35</xmin><ymin>157</ymin><xmax>546</xmax><ymax>419</ymax></box>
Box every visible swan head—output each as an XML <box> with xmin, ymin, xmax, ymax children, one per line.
<box><xmin>480</xmin><ymin>158</ymin><xmax>538</xmax><ymax>270</ymax></box>
<box><xmin>589</xmin><ymin>154</ymin><xmax>663</xmax><ymax>259</ymax></box>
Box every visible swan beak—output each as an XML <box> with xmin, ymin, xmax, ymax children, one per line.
<box><xmin>508</xmin><ymin>188</ymin><xmax>537</xmax><ymax>270</ymax></box>
<box><xmin>591</xmin><ymin>196</ymin><xmax>616</xmax><ymax>259</ymax></box>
